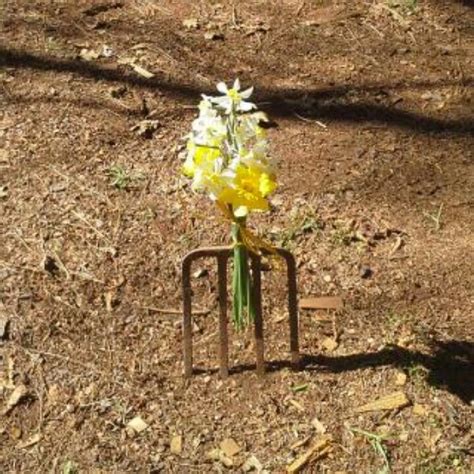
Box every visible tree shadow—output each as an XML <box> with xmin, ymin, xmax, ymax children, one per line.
<box><xmin>2</xmin><ymin>47</ymin><xmax>473</xmax><ymax>135</ymax></box>
<box><xmin>217</xmin><ymin>340</ymin><xmax>474</xmax><ymax>404</ymax></box>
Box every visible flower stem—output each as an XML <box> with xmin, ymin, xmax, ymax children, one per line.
<box><xmin>231</xmin><ymin>221</ymin><xmax>255</xmax><ymax>330</ymax></box>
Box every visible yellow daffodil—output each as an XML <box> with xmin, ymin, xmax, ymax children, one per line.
<box><xmin>182</xmin><ymin>80</ymin><xmax>279</xmax><ymax>329</ymax></box>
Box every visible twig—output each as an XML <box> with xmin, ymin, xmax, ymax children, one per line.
<box><xmin>71</xmin><ymin>210</ymin><xmax>111</xmax><ymax>243</ymax></box>
<box><xmin>293</xmin><ymin>112</ymin><xmax>327</xmax><ymax>129</ymax></box>
<box><xmin>141</xmin><ymin>306</ymin><xmax>211</xmax><ymax>316</ymax></box>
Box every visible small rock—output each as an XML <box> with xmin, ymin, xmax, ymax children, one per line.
<box><xmin>323</xmin><ymin>274</ymin><xmax>332</xmax><ymax>283</ymax></box>
<box><xmin>359</xmin><ymin>265</ymin><xmax>372</xmax><ymax>279</ymax></box>
<box><xmin>170</xmin><ymin>435</ymin><xmax>182</xmax><ymax>454</ymax></box>
<box><xmin>220</xmin><ymin>437</ymin><xmax>241</xmax><ymax>457</ymax></box>
<box><xmin>126</xmin><ymin>416</ymin><xmax>149</xmax><ymax>434</ymax></box>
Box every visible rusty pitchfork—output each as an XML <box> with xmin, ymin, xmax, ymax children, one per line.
<box><xmin>182</xmin><ymin>246</ymin><xmax>299</xmax><ymax>378</ymax></box>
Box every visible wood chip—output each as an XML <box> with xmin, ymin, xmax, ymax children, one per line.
<box><xmin>170</xmin><ymin>435</ymin><xmax>182</xmax><ymax>454</ymax></box>
<box><xmin>356</xmin><ymin>391</ymin><xmax>410</xmax><ymax>413</ymax></box>
<box><xmin>131</xmin><ymin>64</ymin><xmax>154</xmax><ymax>79</ymax></box>
<box><xmin>290</xmin><ymin>435</ymin><xmax>312</xmax><ymax>450</ymax></box>
<box><xmin>286</xmin><ymin>436</ymin><xmax>332</xmax><ymax>473</ymax></box>
<box><xmin>289</xmin><ymin>399</ymin><xmax>305</xmax><ymax>412</ymax></box>
<box><xmin>17</xmin><ymin>433</ymin><xmax>41</xmax><ymax>449</ymax></box>
<box><xmin>220</xmin><ymin>437</ymin><xmax>241</xmax><ymax>457</ymax></box>
<box><xmin>299</xmin><ymin>296</ymin><xmax>343</xmax><ymax>310</ymax></box>
<box><xmin>2</xmin><ymin>384</ymin><xmax>29</xmax><ymax>415</ymax></box>
<box><xmin>126</xmin><ymin>416</ymin><xmax>149</xmax><ymax>433</ymax></box>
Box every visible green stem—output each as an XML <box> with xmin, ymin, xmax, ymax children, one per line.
<box><xmin>231</xmin><ymin>220</ymin><xmax>255</xmax><ymax>330</ymax></box>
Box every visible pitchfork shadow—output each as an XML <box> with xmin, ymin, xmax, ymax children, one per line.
<box><xmin>199</xmin><ymin>340</ymin><xmax>474</xmax><ymax>404</ymax></box>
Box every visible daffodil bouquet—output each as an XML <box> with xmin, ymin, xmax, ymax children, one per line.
<box><xmin>182</xmin><ymin>79</ymin><xmax>277</xmax><ymax>330</ymax></box>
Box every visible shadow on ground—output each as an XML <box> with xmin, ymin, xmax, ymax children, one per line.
<box><xmin>197</xmin><ymin>340</ymin><xmax>474</xmax><ymax>404</ymax></box>
<box><xmin>2</xmin><ymin>47</ymin><xmax>473</xmax><ymax>135</ymax></box>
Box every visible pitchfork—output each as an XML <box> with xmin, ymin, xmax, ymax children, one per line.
<box><xmin>182</xmin><ymin>246</ymin><xmax>299</xmax><ymax>378</ymax></box>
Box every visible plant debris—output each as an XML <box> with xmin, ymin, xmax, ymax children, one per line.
<box><xmin>356</xmin><ymin>391</ymin><xmax>410</xmax><ymax>413</ymax></box>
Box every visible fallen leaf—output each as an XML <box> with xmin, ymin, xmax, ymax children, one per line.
<box><xmin>356</xmin><ymin>391</ymin><xmax>410</xmax><ymax>413</ymax></box>
<box><xmin>395</xmin><ymin>371</ymin><xmax>407</xmax><ymax>386</ymax></box>
<box><xmin>242</xmin><ymin>455</ymin><xmax>263</xmax><ymax>472</ymax></box>
<box><xmin>208</xmin><ymin>448</ymin><xmax>234</xmax><ymax>467</ymax></box>
<box><xmin>322</xmin><ymin>337</ymin><xmax>338</xmax><ymax>352</ymax></box>
<box><xmin>3</xmin><ymin>384</ymin><xmax>29</xmax><ymax>415</ymax></box>
<box><xmin>170</xmin><ymin>435</ymin><xmax>182</xmax><ymax>454</ymax></box>
<box><xmin>17</xmin><ymin>433</ymin><xmax>41</xmax><ymax>449</ymax></box>
<box><xmin>311</xmin><ymin>417</ymin><xmax>327</xmax><ymax>434</ymax></box>
<box><xmin>220</xmin><ymin>437</ymin><xmax>241</xmax><ymax>457</ymax></box>
<box><xmin>126</xmin><ymin>416</ymin><xmax>149</xmax><ymax>433</ymax></box>
<box><xmin>183</xmin><ymin>18</ymin><xmax>199</xmax><ymax>29</ymax></box>
<box><xmin>130</xmin><ymin>119</ymin><xmax>160</xmax><ymax>139</ymax></box>
<box><xmin>291</xmin><ymin>383</ymin><xmax>308</xmax><ymax>393</ymax></box>
<box><xmin>286</xmin><ymin>436</ymin><xmax>332</xmax><ymax>473</ymax></box>
<box><xmin>399</xmin><ymin>432</ymin><xmax>409</xmax><ymax>442</ymax></box>
<box><xmin>79</xmin><ymin>48</ymin><xmax>100</xmax><ymax>61</ymax></box>
<box><xmin>412</xmin><ymin>403</ymin><xmax>429</xmax><ymax>417</ymax></box>
<box><xmin>10</xmin><ymin>425</ymin><xmax>22</xmax><ymax>439</ymax></box>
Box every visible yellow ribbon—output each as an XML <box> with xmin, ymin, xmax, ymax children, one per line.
<box><xmin>216</xmin><ymin>201</ymin><xmax>282</xmax><ymax>262</ymax></box>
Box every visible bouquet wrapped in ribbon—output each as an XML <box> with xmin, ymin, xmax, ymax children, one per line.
<box><xmin>182</xmin><ymin>79</ymin><xmax>278</xmax><ymax>330</ymax></box>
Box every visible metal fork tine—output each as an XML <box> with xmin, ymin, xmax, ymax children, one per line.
<box><xmin>251</xmin><ymin>255</ymin><xmax>265</xmax><ymax>376</ymax></box>
<box><xmin>182</xmin><ymin>246</ymin><xmax>299</xmax><ymax>378</ymax></box>
<box><xmin>217</xmin><ymin>255</ymin><xmax>229</xmax><ymax>378</ymax></box>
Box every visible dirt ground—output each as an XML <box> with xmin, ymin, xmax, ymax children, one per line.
<box><xmin>1</xmin><ymin>0</ymin><xmax>473</xmax><ymax>472</ymax></box>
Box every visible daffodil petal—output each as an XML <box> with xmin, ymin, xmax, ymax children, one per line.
<box><xmin>216</xmin><ymin>82</ymin><xmax>228</xmax><ymax>94</ymax></box>
<box><xmin>240</xmin><ymin>87</ymin><xmax>253</xmax><ymax>99</ymax></box>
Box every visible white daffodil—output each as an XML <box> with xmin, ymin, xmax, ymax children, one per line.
<box><xmin>181</xmin><ymin>80</ymin><xmax>279</xmax><ymax>331</ymax></box>
<box><xmin>204</xmin><ymin>79</ymin><xmax>256</xmax><ymax>114</ymax></box>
